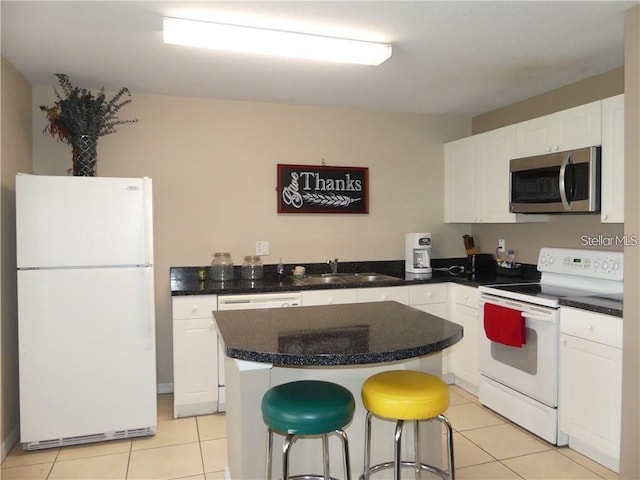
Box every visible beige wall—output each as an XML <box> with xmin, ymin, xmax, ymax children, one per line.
<box><xmin>469</xmin><ymin>69</ymin><xmax>625</xmax><ymax>264</ymax></box>
<box><xmin>621</xmin><ymin>5</ymin><xmax>640</xmax><ymax>479</ymax></box>
<box><xmin>473</xmin><ymin>67</ymin><xmax>624</xmax><ymax>135</ymax></box>
<box><xmin>1</xmin><ymin>57</ymin><xmax>33</xmax><ymax>458</ymax></box>
<box><xmin>31</xmin><ymin>86</ymin><xmax>470</xmax><ymax>387</ymax></box>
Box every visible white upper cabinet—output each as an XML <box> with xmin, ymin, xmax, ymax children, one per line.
<box><xmin>444</xmin><ymin>134</ymin><xmax>477</xmax><ymax>222</ymax></box>
<box><xmin>515</xmin><ymin>100</ymin><xmax>602</xmax><ymax>157</ymax></box>
<box><xmin>600</xmin><ymin>94</ymin><xmax>624</xmax><ymax>223</ymax></box>
<box><xmin>478</xmin><ymin>125</ymin><xmax>518</xmax><ymax>223</ymax></box>
<box><xmin>445</xmin><ymin>125</ymin><xmax>541</xmax><ymax>223</ymax></box>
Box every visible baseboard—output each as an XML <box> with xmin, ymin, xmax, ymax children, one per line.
<box><xmin>454</xmin><ymin>376</ymin><xmax>479</xmax><ymax>397</ymax></box>
<box><xmin>1</xmin><ymin>424</ymin><xmax>20</xmax><ymax>461</ymax></box>
<box><xmin>157</xmin><ymin>383</ymin><xmax>173</xmax><ymax>394</ymax></box>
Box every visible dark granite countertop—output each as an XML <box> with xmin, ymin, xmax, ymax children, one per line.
<box><xmin>558</xmin><ymin>296</ymin><xmax>623</xmax><ymax>317</ymax></box>
<box><xmin>171</xmin><ymin>259</ymin><xmax>619</xmax><ymax>315</ymax></box>
<box><xmin>214</xmin><ymin>300</ymin><xmax>463</xmax><ymax>366</ymax></box>
<box><xmin>171</xmin><ymin>259</ymin><xmax>538</xmax><ymax>296</ymax></box>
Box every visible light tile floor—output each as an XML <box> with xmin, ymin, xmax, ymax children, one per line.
<box><xmin>1</xmin><ymin>386</ymin><xmax>619</xmax><ymax>480</ymax></box>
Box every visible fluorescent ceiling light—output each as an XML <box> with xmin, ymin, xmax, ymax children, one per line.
<box><xmin>163</xmin><ymin>17</ymin><xmax>392</xmax><ymax>66</ymax></box>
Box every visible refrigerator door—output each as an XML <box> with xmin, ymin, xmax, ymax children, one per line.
<box><xmin>16</xmin><ymin>174</ymin><xmax>153</xmax><ymax>268</ymax></box>
<box><xmin>18</xmin><ymin>267</ymin><xmax>157</xmax><ymax>444</ymax></box>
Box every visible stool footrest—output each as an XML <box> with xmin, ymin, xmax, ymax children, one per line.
<box><xmin>287</xmin><ymin>475</ymin><xmax>343</xmax><ymax>480</ymax></box>
<box><xmin>359</xmin><ymin>460</ymin><xmax>450</xmax><ymax>480</ymax></box>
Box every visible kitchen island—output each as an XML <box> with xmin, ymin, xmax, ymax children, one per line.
<box><xmin>214</xmin><ymin>300</ymin><xmax>462</xmax><ymax>479</ymax></box>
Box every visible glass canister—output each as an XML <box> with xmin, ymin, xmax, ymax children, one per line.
<box><xmin>241</xmin><ymin>255</ymin><xmax>264</xmax><ymax>280</ymax></box>
<box><xmin>211</xmin><ymin>252</ymin><xmax>234</xmax><ymax>281</ymax></box>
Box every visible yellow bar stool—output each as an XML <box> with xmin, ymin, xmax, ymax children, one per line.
<box><xmin>262</xmin><ymin>380</ymin><xmax>356</xmax><ymax>480</ymax></box>
<box><xmin>360</xmin><ymin>370</ymin><xmax>454</xmax><ymax>480</ymax></box>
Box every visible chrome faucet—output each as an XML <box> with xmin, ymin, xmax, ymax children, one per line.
<box><xmin>327</xmin><ymin>258</ymin><xmax>339</xmax><ymax>274</ymax></box>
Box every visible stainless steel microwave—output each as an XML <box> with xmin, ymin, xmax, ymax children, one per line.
<box><xmin>509</xmin><ymin>146</ymin><xmax>601</xmax><ymax>214</ymax></box>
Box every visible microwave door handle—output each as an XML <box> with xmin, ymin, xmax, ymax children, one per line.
<box><xmin>558</xmin><ymin>153</ymin><xmax>572</xmax><ymax>210</ymax></box>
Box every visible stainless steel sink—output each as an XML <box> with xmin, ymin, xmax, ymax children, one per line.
<box><xmin>294</xmin><ymin>272</ymin><xmax>400</xmax><ymax>285</ymax></box>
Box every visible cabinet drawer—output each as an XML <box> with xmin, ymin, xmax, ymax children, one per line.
<box><xmin>357</xmin><ymin>286</ymin><xmax>409</xmax><ymax>304</ymax></box>
<box><xmin>409</xmin><ymin>284</ymin><xmax>448</xmax><ymax>305</ymax></box>
<box><xmin>301</xmin><ymin>289</ymin><xmax>358</xmax><ymax>306</ymax></box>
<box><xmin>452</xmin><ymin>285</ymin><xmax>480</xmax><ymax>309</ymax></box>
<box><xmin>172</xmin><ymin>295</ymin><xmax>218</xmax><ymax>319</ymax></box>
<box><xmin>560</xmin><ymin>307</ymin><xmax>622</xmax><ymax>348</ymax></box>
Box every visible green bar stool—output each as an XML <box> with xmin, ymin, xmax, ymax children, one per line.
<box><xmin>262</xmin><ymin>380</ymin><xmax>356</xmax><ymax>480</ymax></box>
<box><xmin>360</xmin><ymin>370</ymin><xmax>455</xmax><ymax>480</ymax></box>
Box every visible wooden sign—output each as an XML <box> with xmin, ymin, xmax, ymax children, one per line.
<box><xmin>277</xmin><ymin>164</ymin><xmax>369</xmax><ymax>214</ymax></box>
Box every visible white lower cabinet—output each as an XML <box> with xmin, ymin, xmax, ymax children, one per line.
<box><xmin>356</xmin><ymin>285</ymin><xmax>410</xmax><ymax>304</ymax></box>
<box><xmin>301</xmin><ymin>288</ymin><xmax>358</xmax><ymax>306</ymax></box>
<box><xmin>446</xmin><ymin>284</ymin><xmax>481</xmax><ymax>394</ymax></box>
<box><xmin>172</xmin><ymin>295</ymin><xmax>219</xmax><ymax>418</ymax></box>
<box><xmin>559</xmin><ymin>307</ymin><xmax>622</xmax><ymax>472</ymax></box>
<box><xmin>409</xmin><ymin>283</ymin><xmax>449</xmax><ymax>318</ymax></box>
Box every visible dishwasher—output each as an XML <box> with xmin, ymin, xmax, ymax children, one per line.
<box><xmin>216</xmin><ymin>292</ymin><xmax>302</xmax><ymax>411</ymax></box>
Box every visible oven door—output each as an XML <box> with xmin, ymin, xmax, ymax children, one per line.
<box><xmin>479</xmin><ymin>294</ymin><xmax>560</xmax><ymax>407</ymax></box>
<box><xmin>509</xmin><ymin>146</ymin><xmax>600</xmax><ymax>213</ymax></box>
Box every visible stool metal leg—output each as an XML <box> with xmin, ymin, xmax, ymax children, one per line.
<box><xmin>335</xmin><ymin>428</ymin><xmax>352</xmax><ymax>480</ymax></box>
<box><xmin>394</xmin><ymin>420</ymin><xmax>404</xmax><ymax>480</ymax></box>
<box><xmin>414</xmin><ymin>421</ymin><xmax>420</xmax><ymax>480</ymax></box>
<box><xmin>322</xmin><ymin>433</ymin><xmax>330</xmax><ymax>480</ymax></box>
<box><xmin>360</xmin><ymin>413</ymin><xmax>455</xmax><ymax>480</ymax></box>
<box><xmin>266</xmin><ymin>428</ymin><xmax>274</xmax><ymax>480</ymax></box>
<box><xmin>282</xmin><ymin>433</ymin><xmax>296</xmax><ymax>480</ymax></box>
<box><xmin>363</xmin><ymin>411</ymin><xmax>372</xmax><ymax>480</ymax></box>
<box><xmin>438</xmin><ymin>414</ymin><xmax>455</xmax><ymax>480</ymax></box>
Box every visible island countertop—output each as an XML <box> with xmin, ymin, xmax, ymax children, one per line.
<box><xmin>214</xmin><ymin>300</ymin><xmax>463</xmax><ymax>366</ymax></box>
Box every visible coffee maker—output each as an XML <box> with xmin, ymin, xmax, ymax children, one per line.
<box><xmin>405</xmin><ymin>233</ymin><xmax>432</xmax><ymax>278</ymax></box>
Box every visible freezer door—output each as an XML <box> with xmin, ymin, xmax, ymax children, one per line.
<box><xmin>16</xmin><ymin>174</ymin><xmax>153</xmax><ymax>268</ymax></box>
<box><xmin>18</xmin><ymin>267</ymin><xmax>157</xmax><ymax>443</ymax></box>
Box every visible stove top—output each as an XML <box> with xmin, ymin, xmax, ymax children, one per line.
<box><xmin>480</xmin><ymin>281</ymin><xmax>623</xmax><ymax>308</ymax></box>
<box><xmin>480</xmin><ymin>248</ymin><xmax>624</xmax><ymax>308</ymax></box>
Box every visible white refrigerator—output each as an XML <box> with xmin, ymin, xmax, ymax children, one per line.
<box><xmin>16</xmin><ymin>173</ymin><xmax>157</xmax><ymax>450</ymax></box>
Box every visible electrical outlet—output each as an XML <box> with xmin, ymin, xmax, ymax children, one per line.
<box><xmin>256</xmin><ymin>241</ymin><xmax>270</xmax><ymax>256</ymax></box>
<box><xmin>498</xmin><ymin>239</ymin><xmax>506</xmax><ymax>252</ymax></box>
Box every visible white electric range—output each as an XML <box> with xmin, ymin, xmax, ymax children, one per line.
<box><xmin>478</xmin><ymin>247</ymin><xmax>623</xmax><ymax>445</ymax></box>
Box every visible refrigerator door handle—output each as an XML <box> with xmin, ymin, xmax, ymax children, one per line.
<box><xmin>142</xmin><ymin>177</ymin><xmax>155</xmax><ymax>265</ymax></box>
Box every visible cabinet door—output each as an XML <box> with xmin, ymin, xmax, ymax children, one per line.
<box><xmin>172</xmin><ymin>317</ymin><xmax>218</xmax><ymax>417</ymax></box>
<box><xmin>478</xmin><ymin>125</ymin><xmax>517</xmax><ymax>222</ymax></box>
<box><xmin>448</xmin><ymin>302</ymin><xmax>480</xmax><ymax>391</ymax></box>
<box><xmin>444</xmin><ymin>135</ymin><xmax>479</xmax><ymax>222</ymax></box>
<box><xmin>554</xmin><ymin>100</ymin><xmax>602</xmax><ymax>152</ymax></box>
<box><xmin>515</xmin><ymin>114</ymin><xmax>554</xmax><ymax>157</ymax></box>
<box><xmin>560</xmin><ymin>333</ymin><xmax>621</xmax><ymax>468</ymax></box>
<box><xmin>601</xmin><ymin>94</ymin><xmax>624</xmax><ymax>223</ymax></box>
<box><xmin>357</xmin><ymin>286</ymin><xmax>409</xmax><ymax>304</ymax></box>
<box><xmin>445</xmin><ymin>127</ymin><xmax>532</xmax><ymax>224</ymax></box>
<box><xmin>301</xmin><ymin>289</ymin><xmax>358</xmax><ymax>306</ymax></box>
<box><xmin>516</xmin><ymin>101</ymin><xmax>601</xmax><ymax>157</ymax></box>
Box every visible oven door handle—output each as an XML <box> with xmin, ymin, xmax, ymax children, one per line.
<box><xmin>521</xmin><ymin>312</ymin><xmax>554</xmax><ymax>323</ymax></box>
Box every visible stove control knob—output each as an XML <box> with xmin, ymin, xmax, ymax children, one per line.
<box><xmin>612</xmin><ymin>261</ymin><xmax>620</xmax><ymax>271</ymax></box>
<box><xmin>602</xmin><ymin>261</ymin><xmax>609</xmax><ymax>271</ymax></box>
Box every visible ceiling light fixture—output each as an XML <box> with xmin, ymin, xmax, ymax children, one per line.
<box><xmin>163</xmin><ymin>17</ymin><xmax>392</xmax><ymax>66</ymax></box>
